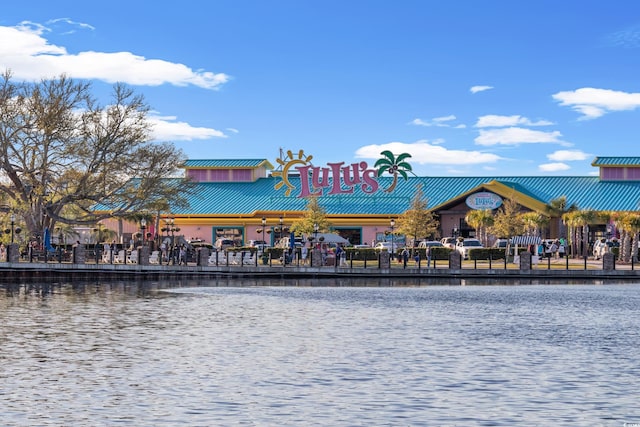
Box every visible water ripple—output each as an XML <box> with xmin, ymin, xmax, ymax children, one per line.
<box><xmin>1</xmin><ymin>281</ymin><xmax>639</xmax><ymax>425</ymax></box>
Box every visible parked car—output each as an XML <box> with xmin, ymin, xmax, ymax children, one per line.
<box><xmin>214</xmin><ymin>238</ymin><xmax>235</xmax><ymax>251</ymax></box>
<box><xmin>492</xmin><ymin>238</ymin><xmax>515</xmax><ymax>256</ymax></box>
<box><xmin>248</xmin><ymin>240</ymin><xmax>269</xmax><ymax>251</ymax></box>
<box><xmin>351</xmin><ymin>243</ymin><xmax>371</xmax><ymax>249</ymax></box>
<box><xmin>455</xmin><ymin>238</ymin><xmax>484</xmax><ymax>259</ymax></box>
<box><xmin>492</xmin><ymin>238</ymin><xmax>510</xmax><ymax>249</ymax></box>
<box><xmin>440</xmin><ymin>237</ymin><xmax>456</xmax><ymax>249</ymax></box>
<box><xmin>593</xmin><ymin>239</ymin><xmax>619</xmax><ymax>260</ymax></box>
<box><xmin>374</xmin><ymin>242</ymin><xmax>393</xmax><ymax>251</ymax></box>
<box><xmin>418</xmin><ymin>240</ymin><xmax>444</xmax><ymax>249</ymax></box>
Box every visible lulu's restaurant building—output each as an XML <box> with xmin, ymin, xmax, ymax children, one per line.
<box><xmin>104</xmin><ymin>152</ymin><xmax>640</xmax><ymax>249</ymax></box>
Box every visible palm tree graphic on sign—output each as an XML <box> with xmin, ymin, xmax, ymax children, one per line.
<box><xmin>374</xmin><ymin>150</ymin><xmax>413</xmax><ymax>192</ymax></box>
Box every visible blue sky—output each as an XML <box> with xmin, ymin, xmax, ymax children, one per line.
<box><xmin>2</xmin><ymin>1</ymin><xmax>640</xmax><ymax>177</ymax></box>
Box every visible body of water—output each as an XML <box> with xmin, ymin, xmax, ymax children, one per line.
<box><xmin>1</xmin><ymin>279</ymin><xmax>639</xmax><ymax>426</ymax></box>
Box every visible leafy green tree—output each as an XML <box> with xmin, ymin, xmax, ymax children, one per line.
<box><xmin>396</xmin><ymin>184</ymin><xmax>439</xmax><ymax>250</ymax></box>
<box><xmin>289</xmin><ymin>197</ymin><xmax>333</xmax><ymax>237</ymax></box>
<box><xmin>490</xmin><ymin>196</ymin><xmax>524</xmax><ymax>240</ymax></box>
<box><xmin>0</xmin><ymin>71</ymin><xmax>190</xmax><ymax>238</ymax></box>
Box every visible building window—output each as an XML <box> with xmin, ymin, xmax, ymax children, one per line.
<box><xmin>602</xmin><ymin>167</ymin><xmax>624</xmax><ymax>180</ymax></box>
<box><xmin>187</xmin><ymin>169</ymin><xmax>207</xmax><ymax>182</ymax></box>
<box><xmin>210</xmin><ymin>170</ymin><xmax>230</xmax><ymax>181</ymax></box>
<box><xmin>334</xmin><ymin>228</ymin><xmax>363</xmax><ymax>245</ymax></box>
<box><xmin>232</xmin><ymin>169</ymin><xmax>252</xmax><ymax>181</ymax></box>
<box><xmin>626</xmin><ymin>167</ymin><xmax>640</xmax><ymax>180</ymax></box>
<box><xmin>214</xmin><ymin>227</ymin><xmax>244</xmax><ymax>247</ymax></box>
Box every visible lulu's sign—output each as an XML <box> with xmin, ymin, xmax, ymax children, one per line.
<box><xmin>466</xmin><ymin>192</ymin><xmax>503</xmax><ymax>210</ymax></box>
<box><xmin>273</xmin><ymin>149</ymin><xmax>413</xmax><ymax>197</ymax></box>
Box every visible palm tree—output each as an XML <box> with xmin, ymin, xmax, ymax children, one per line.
<box><xmin>374</xmin><ymin>151</ymin><xmax>413</xmax><ymax>193</ymax></box>
<box><xmin>629</xmin><ymin>213</ymin><xmax>640</xmax><ymax>263</ymax></box>
<box><xmin>464</xmin><ymin>209</ymin><xmax>493</xmax><ymax>246</ymax></box>
<box><xmin>545</xmin><ymin>196</ymin><xmax>578</xmax><ymax>238</ymax></box>
<box><xmin>611</xmin><ymin>211</ymin><xmax>639</xmax><ymax>263</ymax></box>
<box><xmin>520</xmin><ymin>212</ymin><xmax>549</xmax><ymax>238</ymax></box>
<box><xmin>567</xmin><ymin>209</ymin><xmax>597</xmax><ymax>258</ymax></box>
<box><xmin>562</xmin><ymin>210</ymin><xmax>583</xmax><ymax>258</ymax></box>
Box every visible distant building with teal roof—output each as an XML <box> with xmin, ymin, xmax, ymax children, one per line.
<box><xmin>139</xmin><ymin>155</ymin><xmax>639</xmax><ymax>248</ymax></box>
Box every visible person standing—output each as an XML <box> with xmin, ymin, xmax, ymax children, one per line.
<box><xmin>335</xmin><ymin>245</ymin><xmax>343</xmax><ymax>267</ymax></box>
<box><xmin>178</xmin><ymin>245</ymin><xmax>187</xmax><ymax>265</ymax></box>
<box><xmin>401</xmin><ymin>248</ymin><xmax>409</xmax><ymax>269</ymax></box>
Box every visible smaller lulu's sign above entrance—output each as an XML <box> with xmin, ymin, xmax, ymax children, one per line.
<box><xmin>466</xmin><ymin>192</ymin><xmax>503</xmax><ymax>210</ymax></box>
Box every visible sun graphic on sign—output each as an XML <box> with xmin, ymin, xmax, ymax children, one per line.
<box><xmin>273</xmin><ymin>149</ymin><xmax>314</xmax><ymax>196</ymax></box>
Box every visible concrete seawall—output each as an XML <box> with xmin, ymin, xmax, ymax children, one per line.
<box><xmin>2</xmin><ymin>261</ymin><xmax>640</xmax><ymax>282</ymax></box>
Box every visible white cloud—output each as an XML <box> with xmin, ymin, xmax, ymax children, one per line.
<box><xmin>539</xmin><ymin>162</ymin><xmax>571</xmax><ymax>172</ymax></box>
<box><xmin>475</xmin><ymin>127</ymin><xmax>568</xmax><ymax>146</ymax></box>
<box><xmin>470</xmin><ymin>85</ymin><xmax>493</xmax><ymax>94</ymax></box>
<box><xmin>410</xmin><ymin>115</ymin><xmax>462</xmax><ymax>128</ymax></box>
<box><xmin>46</xmin><ymin>18</ymin><xmax>96</xmax><ymax>34</ymax></box>
<box><xmin>475</xmin><ymin>114</ymin><xmax>553</xmax><ymax>128</ymax></box>
<box><xmin>433</xmin><ymin>115</ymin><xmax>456</xmax><ymax>123</ymax></box>
<box><xmin>547</xmin><ymin>150</ymin><xmax>590</xmax><ymax>162</ymax></box>
<box><xmin>552</xmin><ymin>87</ymin><xmax>640</xmax><ymax>119</ymax></box>
<box><xmin>355</xmin><ymin>140</ymin><xmax>503</xmax><ymax>166</ymax></box>
<box><xmin>148</xmin><ymin>115</ymin><xmax>227</xmax><ymax>141</ymax></box>
<box><xmin>0</xmin><ymin>21</ymin><xmax>229</xmax><ymax>89</ymax></box>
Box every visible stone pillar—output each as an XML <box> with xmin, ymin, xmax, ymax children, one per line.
<box><xmin>449</xmin><ymin>251</ymin><xmax>461</xmax><ymax>269</ymax></box>
<box><xmin>379</xmin><ymin>251</ymin><xmax>390</xmax><ymax>268</ymax></box>
<box><xmin>311</xmin><ymin>249</ymin><xmax>322</xmax><ymax>267</ymax></box>
<box><xmin>7</xmin><ymin>243</ymin><xmax>20</xmax><ymax>263</ymax></box>
<box><xmin>136</xmin><ymin>246</ymin><xmax>149</xmax><ymax>265</ymax></box>
<box><xmin>72</xmin><ymin>245</ymin><xmax>86</xmax><ymax>264</ymax></box>
<box><xmin>197</xmin><ymin>247</ymin><xmax>210</xmax><ymax>266</ymax></box>
<box><xmin>602</xmin><ymin>252</ymin><xmax>615</xmax><ymax>271</ymax></box>
<box><xmin>519</xmin><ymin>251</ymin><xmax>532</xmax><ymax>270</ymax></box>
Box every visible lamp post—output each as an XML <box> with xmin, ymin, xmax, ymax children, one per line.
<box><xmin>58</xmin><ymin>229</ymin><xmax>64</xmax><ymax>263</ymax></box>
<box><xmin>279</xmin><ymin>216</ymin><xmax>284</xmax><ymax>242</ymax></box>
<box><xmin>140</xmin><ymin>218</ymin><xmax>147</xmax><ymax>246</ymax></box>
<box><xmin>10</xmin><ymin>213</ymin><xmax>15</xmax><ymax>244</ymax></box>
<box><xmin>161</xmin><ymin>217</ymin><xmax>179</xmax><ymax>265</ymax></box>
<box><xmin>453</xmin><ymin>226</ymin><xmax>458</xmax><ymax>239</ymax></box>
<box><xmin>313</xmin><ymin>222</ymin><xmax>319</xmax><ymax>245</ymax></box>
<box><xmin>390</xmin><ymin>218</ymin><xmax>396</xmax><ymax>260</ymax></box>
<box><xmin>261</xmin><ymin>217</ymin><xmax>266</xmax><ymax>249</ymax></box>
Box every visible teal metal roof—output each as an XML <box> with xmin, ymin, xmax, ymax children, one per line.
<box><xmin>169</xmin><ymin>175</ymin><xmax>640</xmax><ymax>215</ymax></box>
<box><xmin>592</xmin><ymin>157</ymin><xmax>640</xmax><ymax>166</ymax></box>
<box><xmin>184</xmin><ymin>159</ymin><xmax>273</xmax><ymax>169</ymax></box>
